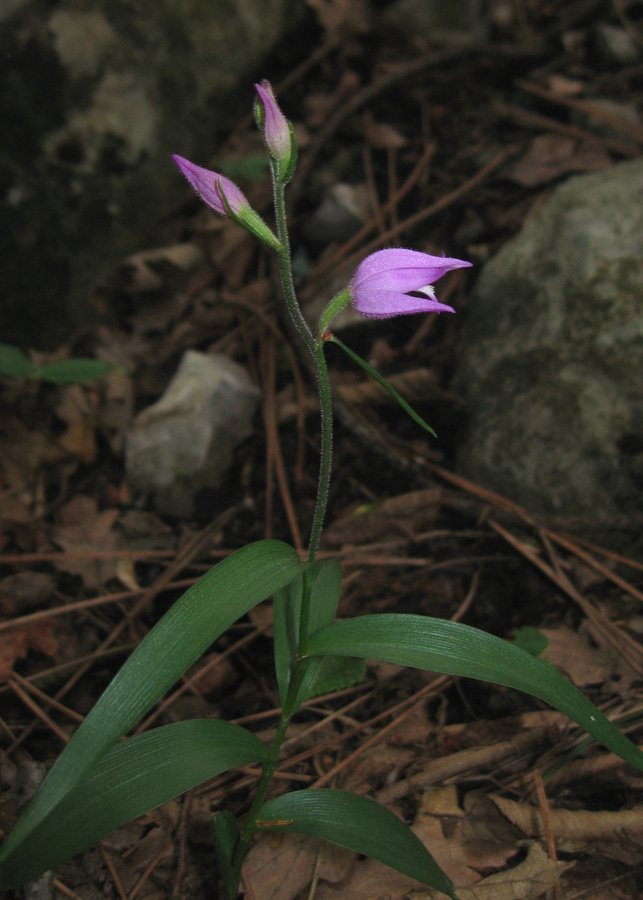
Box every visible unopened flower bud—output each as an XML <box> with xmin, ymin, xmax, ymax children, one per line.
<box><xmin>173</xmin><ymin>154</ymin><xmax>281</xmax><ymax>251</ymax></box>
<box><xmin>254</xmin><ymin>81</ymin><xmax>296</xmax><ymax>181</ymax></box>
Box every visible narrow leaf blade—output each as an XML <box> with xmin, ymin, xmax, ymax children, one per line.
<box><xmin>330</xmin><ymin>337</ymin><xmax>437</xmax><ymax>437</ymax></box>
<box><xmin>305</xmin><ymin>614</ymin><xmax>643</xmax><ymax>770</ymax></box>
<box><xmin>0</xmin><ymin>720</ymin><xmax>265</xmax><ymax>889</ymax></box>
<box><xmin>257</xmin><ymin>789</ymin><xmax>456</xmax><ymax>899</ymax></box>
<box><xmin>0</xmin><ymin>541</ymin><xmax>304</xmax><ymax>867</ymax></box>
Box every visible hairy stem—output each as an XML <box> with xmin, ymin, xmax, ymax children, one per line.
<box><xmin>232</xmin><ymin>171</ymin><xmax>336</xmax><ymax>896</ymax></box>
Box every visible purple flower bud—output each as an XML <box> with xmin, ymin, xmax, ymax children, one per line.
<box><xmin>254</xmin><ymin>81</ymin><xmax>292</xmax><ymax>162</ymax></box>
<box><xmin>172</xmin><ymin>155</ymin><xmax>248</xmax><ymax>216</ymax></box>
<box><xmin>351</xmin><ymin>248</ymin><xmax>472</xmax><ymax>319</ymax></box>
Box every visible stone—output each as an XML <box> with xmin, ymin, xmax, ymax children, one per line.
<box><xmin>0</xmin><ymin>0</ymin><xmax>302</xmax><ymax>348</ymax></box>
<box><xmin>125</xmin><ymin>351</ymin><xmax>259</xmax><ymax>517</ymax></box>
<box><xmin>452</xmin><ymin>157</ymin><xmax>643</xmax><ymax>515</ymax></box>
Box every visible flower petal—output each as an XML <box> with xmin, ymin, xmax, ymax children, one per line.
<box><xmin>354</xmin><ymin>289</ymin><xmax>455</xmax><ymax>319</ymax></box>
<box><xmin>353</xmin><ymin>249</ymin><xmax>471</xmax><ymax>294</ymax></box>
<box><xmin>172</xmin><ymin>155</ymin><xmax>247</xmax><ymax>216</ymax></box>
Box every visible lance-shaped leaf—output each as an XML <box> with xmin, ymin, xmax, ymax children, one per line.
<box><xmin>0</xmin><ymin>720</ymin><xmax>266</xmax><ymax>889</ymax></box>
<box><xmin>330</xmin><ymin>336</ymin><xmax>437</xmax><ymax>437</ymax></box>
<box><xmin>305</xmin><ymin>614</ymin><xmax>643</xmax><ymax>771</ymax></box>
<box><xmin>0</xmin><ymin>541</ymin><xmax>304</xmax><ymax>879</ymax></box>
<box><xmin>257</xmin><ymin>789</ymin><xmax>456</xmax><ymax>900</ymax></box>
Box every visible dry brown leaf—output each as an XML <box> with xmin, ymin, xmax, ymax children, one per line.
<box><xmin>41</xmin><ymin>418</ymin><xmax>97</xmax><ymax>465</ymax></box>
<box><xmin>0</xmin><ymin>571</ymin><xmax>54</xmax><ymax>616</ymax></box>
<box><xmin>0</xmin><ymin>413</ymin><xmax>51</xmax><ymax>494</ymax></box>
<box><xmin>98</xmin><ymin>366</ymin><xmax>135</xmax><ymax>455</ymax></box>
<box><xmin>509</xmin><ymin>134</ymin><xmax>611</xmax><ymax>187</ymax></box>
<box><xmin>0</xmin><ymin>619</ymin><xmax>59</xmax><ymax>683</ymax></box>
<box><xmin>546</xmin><ymin>75</ymin><xmax>585</xmax><ymax>96</ymax></box>
<box><xmin>362</xmin><ymin>113</ymin><xmax>409</xmax><ymax>149</ymax></box>
<box><xmin>52</xmin><ymin>495</ymin><xmax>124</xmax><ymax>591</ymax></box>
<box><xmin>317</xmin><ymin>853</ymin><xmax>421</xmax><ymax>900</ymax></box>
<box><xmin>413</xmin><ymin>787</ymin><xmax>497</xmax><ymax>887</ymax></box>
<box><xmin>318</xmin><ymin>787</ymin><xmax>509</xmax><ymax>900</ymax></box>
<box><xmin>413</xmin><ymin>842</ymin><xmax>573</xmax><ymax>900</ymax></box>
<box><xmin>323</xmin><ymin>487</ymin><xmax>441</xmax><ymax>547</ymax></box>
<box><xmin>244</xmin><ymin>831</ymin><xmax>353</xmax><ymax>900</ymax></box>
<box><xmin>341</xmin><ymin>741</ymin><xmax>416</xmax><ymax>795</ymax></box>
<box><xmin>118</xmin><ymin>243</ymin><xmax>203</xmax><ymax>296</ymax></box>
<box><xmin>540</xmin><ymin>625</ymin><xmax>613</xmax><ymax>686</ymax></box>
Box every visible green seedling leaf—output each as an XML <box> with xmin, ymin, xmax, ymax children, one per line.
<box><xmin>330</xmin><ymin>336</ymin><xmax>437</xmax><ymax>437</ymax></box>
<box><xmin>33</xmin><ymin>358</ymin><xmax>116</xmax><ymax>384</ymax></box>
<box><xmin>0</xmin><ymin>343</ymin><xmax>35</xmax><ymax>379</ymax></box>
<box><xmin>0</xmin><ymin>720</ymin><xmax>265</xmax><ymax>889</ymax></box>
<box><xmin>273</xmin><ymin>558</ymin><xmax>342</xmax><ymax>707</ymax></box>
<box><xmin>511</xmin><ymin>626</ymin><xmax>549</xmax><ymax>658</ymax></box>
<box><xmin>257</xmin><ymin>789</ymin><xmax>456</xmax><ymax>900</ymax></box>
<box><xmin>0</xmin><ymin>541</ymin><xmax>305</xmax><ymax>886</ymax></box>
<box><xmin>212</xmin><ymin>811</ymin><xmax>241</xmax><ymax>900</ymax></box>
<box><xmin>305</xmin><ymin>614</ymin><xmax>643</xmax><ymax>771</ymax></box>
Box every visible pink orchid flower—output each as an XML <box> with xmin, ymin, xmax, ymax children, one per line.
<box><xmin>351</xmin><ymin>248</ymin><xmax>472</xmax><ymax>319</ymax></box>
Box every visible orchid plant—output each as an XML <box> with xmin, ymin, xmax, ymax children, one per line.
<box><xmin>1</xmin><ymin>81</ymin><xmax>642</xmax><ymax>900</ymax></box>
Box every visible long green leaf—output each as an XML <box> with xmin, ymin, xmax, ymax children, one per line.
<box><xmin>0</xmin><ymin>720</ymin><xmax>266</xmax><ymax>889</ymax></box>
<box><xmin>330</xmin><ymin>336</ymin><xmax>437</xmax><ymax>437</ymax></box>
<box><xmin>257</xmin><ymin>789</ymin><xmax>456</xmax><ymax>900</ymax></box>
<box><xmin>305</xmin><ymin>615</ymin><xmax>643</xmax><ymax>770</ymax></box>
<box><xmin>0</xmin><ymin>541</ymin><xmax>304</xmax><ymax>871</ymax></box>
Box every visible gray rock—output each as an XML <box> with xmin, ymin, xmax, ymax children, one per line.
<box><xmin>1</xmin><ymin>0</ymin><xmax>301</xmax><ymax>348</ymax></box>
<box><xmin>452</xmin><ymin>157</ymin><xmax>643</xmax><ymax>515</ymax></box>
<box><xmin>126</xmin><ymin>351</ymin><xmax>259</xmax><ymax>517</ymax></box>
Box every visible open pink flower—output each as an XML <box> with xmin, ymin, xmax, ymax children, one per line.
<box><xmin>254</xmin><ymin>81</ymin><xmax>291</xmax><ymax>161</ymax></box>
<box><xmin>351</xmin><ymin>248</ymin><xmax>472</xmax><ymax>319</ymax></box>
<box><xmin>172</xmin><ymin>155</ymin><xmax>247</xmax><ymax>216</ymax></box>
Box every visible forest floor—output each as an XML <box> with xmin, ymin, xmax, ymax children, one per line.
<box><xmin>2</xmin><ymin>1</ymin><xmax>643</xmax><ymax>898</ymax></box>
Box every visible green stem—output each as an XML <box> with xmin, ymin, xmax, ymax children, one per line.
<box><xmin>274</xmin><ymin>181</ymin><xmax>315</xmax><ymax>357</ymax></box>
<box><xmin>272</xmin><ymin>182</ymin><xmax>334</xmax><ymax>564</ymax></box>
<box><xmin>231</xmin><ymin>712</ymin><xmax>290</xmax><ymax>882</ymax></box>
<box><xmin>307</xmin><ymin>342</ymin><xmax>333</xmax><ymax>564</ymax></box>
<box><xmin>230</xmin><ymin>175</ymin><xmax>336</xmax><ymax>896</ymax></box>
<box><xmin>229</xmin><ymin>660</ymin><xmax>311</xmax><ymax>893</ymax></box>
